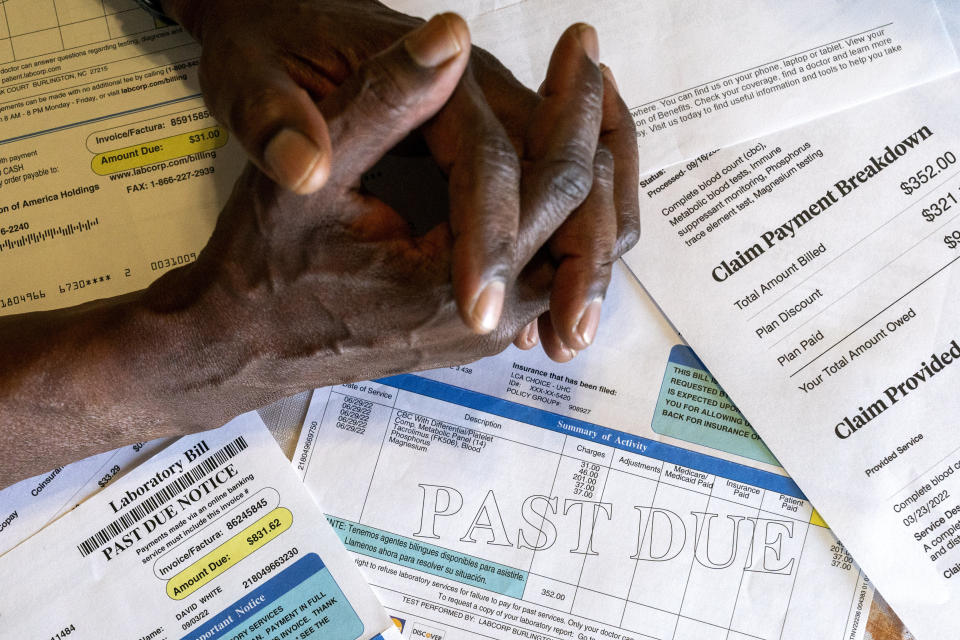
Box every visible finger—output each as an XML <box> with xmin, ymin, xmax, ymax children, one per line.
<box><xmin>599</xmin><ymin>64</ymin><xmax>641</xmax><ymax>257</ymax></box>
<box><xmin>200</xmin><ymin>51</ymin><xmax>333</xmax><ymax>194</ymax></box>
<box><xmin>513</xmin><ymin>319</ymin><xmax>539</xmax><ymax>350</ymax></box>
<box><xmin>548</xmin><ymin>146</ymin><xmax>617</xmax><ymax>350</ymax></box>
<box><xmin>538</xmin><ymin>313</ymin><xmax>577</xmax><ymax>363</ymax></box>
<box><xmin>423</xmin><ymin>73</ymin><xmax>520</xmax><ymax>334</ymax></box>
<box><xmin>322</xmin><ymin>13</ymin><xmax>471</xmax><ymax>185</ymax></box>
<box><xmin>517</xmin><ymin>23</ymin><xmax>604</xmax><ymax>264</ymax></box>
<box><xmin>507</xmin><ymin>252</ymin><xmax>555</xmax><ymax>334</ymax></box>
<box><xmin>465</xmin><ymin>46</ymin><xmax>539</xmax><ymax>151</ymax></box>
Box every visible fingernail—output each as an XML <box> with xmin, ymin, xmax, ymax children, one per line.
<box><xmin>557</xmin><ymin>344</ymin><xmax>578</xmax><ymax>362</ymax></box>
<box><xmin>406</xmin><ymin>14</ymin><xmax>463</xmax><ymax>67</ymax></box>
<box><xmin>264</xmin><ymin>128</ymin><xmax>326</xmax><ymax>193</ymax></box>
<box><xmin>576</xmin><ymin>297</ymin><xmax>603</xmax><ymax>347</ymax></box>
<box><xmin>471</xmin><ymin>280</ymin><xmax>505</xmax><ymax>334</ymax></box>
<box><xmin>599</xmin><ymin>63</ymin><xmax>619</xmax><ymax>92</ymax></box>
<box><xmin>576</xmin><ymin>24</ymin><xmax>599</xmax><ymax>65</ymax></box>
<box><xmin>518</xmin><ymin>321</ymin><xmax>539</xmax><ymax>349</ymax></box>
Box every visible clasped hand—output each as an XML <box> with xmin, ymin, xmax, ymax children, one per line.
<box><xmin>0</xmin><ymin>4</ymin><xmax>641</xmax><ymax>488</ymax></box>
<box><xmin>162</xmin><ymin>0</ymin><xmax>640</xmax><ymax>363</ymax></box>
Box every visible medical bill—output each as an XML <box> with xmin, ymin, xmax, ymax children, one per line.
<box><xmin>624</xmin><ymin>69</ymin><xmax>960</xmax><ymax>639</ymax></box>
<box><xmin>1</xmin><ymin>0</ymin><xmax>957</xmax><ymax>320</ymax></box>
<box><xmin>0</xmin><ymin>0</ymin><xmax>245</xmax><ymax>313</ymax></box>
<box><xmin>0</xmin><ymin>436</ymin><xmax>171</xmax><ymax>555</ymax></box>
<box><xmin>0</xmin><ymin>412</ymin><xmax>394</xmax><ymax>640</ymax></box>
<box><xmin>295</xmin><ymin>266</ymin><xmax>873</xmax><ymax>640</ymax></box>
<box><xmin>390</xmin><ymin>0</ymin><xmax>960</xmax><ymax>174</ymax></box>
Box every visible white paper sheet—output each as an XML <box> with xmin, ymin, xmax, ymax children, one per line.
<box><xmin>0</xmin><ymin>412</ymin><xmax>393</xmax><ymax>640</ymax></box>
<box><xmin>0</xmin><ymin>0</ymin><xmax>245</xmax><ymax>314</ymax></box>
<box><xmin>0</xmin><ymin>437</ymin><xmax>170</xmax><ymax>556</ymax></box>
<box><xmin>294</xmin><ymin>265</ymin><xmax>874</xmax><ymax>640</ymax></box>
<box><xmin>389</xmin><ymin>0</ymin><xmax>959</xmax><ymax>175</ymax></box>
<box><xmin>624</xmin><ymin>69</ymin><xmax>960</xmax><ymax>640</ymax></box>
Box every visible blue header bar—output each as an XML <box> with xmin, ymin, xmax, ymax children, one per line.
<box><xmin>181</xmin><ymin>553</ymin><xmax>325</xmax><ymax>640</ymax></box>
<box><xmin>376</xmin><ymin>374</ymin><xmax>805</xmax><ymax>500</ymax></box>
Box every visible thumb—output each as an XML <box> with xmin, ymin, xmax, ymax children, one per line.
<box><xmin>322</xmin><ymin>13</ymin><xmax>471</xmax><ymax>185</ymax></box>
<box><xmin>200</xmin><ymin>52</ymin><xmax>333</xmax><ymax>195</ymax></box>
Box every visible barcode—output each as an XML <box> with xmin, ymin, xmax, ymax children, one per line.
<box><xmin>76</xmin><ymin>436</ymin><xmax>248</xmax><ymax>558</ymax></box>
<box><xmin>0</xmin><ymin>218</ymin><xmax>99</xmax><ymax>253</ymax></box>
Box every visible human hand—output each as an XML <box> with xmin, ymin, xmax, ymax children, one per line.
<box><xmin>146</xmin><ymin>15</ymin><xmax>558</xmax><ymax>418</ymax></box>
<box><xmin>160</xmin><ymin>0</ymin><xmax>639</xmax><ymax>357</ymax></box>
<box><xmin>0</xmin><ymin>12</ymin><xmax>629</xmax><ymax>487</ymax></box>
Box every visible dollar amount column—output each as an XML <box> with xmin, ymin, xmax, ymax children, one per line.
<box><xmin>522</xmin><ymin>438</ymin><xmax>616</xmax><ymax>618</ymax></box>
<box><xmin>565</xmin><ymin>445</ymin><xmax>661</xmax><ymax>629</ymax></box>
<box><xmin>747</xmin><ymin>494</ymin><xmax>864</xmax><ymax>640</ymax></box>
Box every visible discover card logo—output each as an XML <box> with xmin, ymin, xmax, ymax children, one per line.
<box><xmin>411</xmin><ymin>623</ymin><xmax>446</xmax><ymax>640</ymax></box>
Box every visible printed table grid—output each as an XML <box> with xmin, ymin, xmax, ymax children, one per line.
<box><xmin>303</xmin><ymin>376</ymin><xmax>861</xmax><ymax>640</ymax></box>
<box><xmin>0</xmin><ymin>0</ymin><xmax>164</xmax><ymax>64</ymax></box>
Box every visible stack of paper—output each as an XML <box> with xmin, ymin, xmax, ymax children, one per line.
<box><xmin>3</xmin><ymin>0</ymin><xmax>959</xmax><ymax>638</ymax></box>
<box><xmin>0</xmin><ymin>414</ymin><xmax>396</xmax><ymax>639</ymax></box>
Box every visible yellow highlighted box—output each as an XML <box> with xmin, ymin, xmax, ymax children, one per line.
<box><xmin>166</xmin><ymin>507</ymin><xmax>292</xmax><ymax>600</ymax></box>
<box><xmin>91</xmin><ymin>126</ymin><xmax>227</xmax><ymax>175</ymax></box>
<box><xmin>810</xmin><ymin>509</ymin><xmax>829</xmax><ymax>528</ymax></box>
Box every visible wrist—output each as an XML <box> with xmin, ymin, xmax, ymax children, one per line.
<box><xmin>0</xmin><ymin>292</ymin><xmax>205</xmax><ymax>485</ymax></box>
<box><xmin>133</xmin><ymin>264</ymin><xmax>256</xmax><ymax>429</ymax></box>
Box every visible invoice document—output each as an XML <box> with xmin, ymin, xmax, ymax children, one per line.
<box><xmin>0</xmin><ymin>412</ymin><xmax>394</xmax><ymax>640</ymax></box>
<box><xmin>294</xmin><ymin>266</ymin><xmax>874</xmax><ymax>640</ymax></box>
<box><xmin>624</xmin><ymin>70</ymin><xmax>960</xmax><ymax>640</ymax></box>
<box><xmin>390</xmin><ymin>0</ymin><xmax>960</xmax><ymax>174</ymax></box>
<box><xmin>0</xmin><ymin>436</ymin><xmax>171</xmax><ymax>555</ymax></box>
<box><xmin>0</xmin><ymin>0</ymin><xmax>244</xmax><ymax>314</ymax></box>
<box><xmin>1</xmin><ymin>0</ymin><xmax>958</xmax><ymax>318</ymax></box>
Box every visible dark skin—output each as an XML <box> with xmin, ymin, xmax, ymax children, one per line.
<box><xmin>162</xmin><ymin>0</ymin><xmax>640</xmax><ymax>354</ymax></box>
<box><xmin>0</xmin><ymin>8</ymin><xmax>639</xmax><ymax>488</ymax></box>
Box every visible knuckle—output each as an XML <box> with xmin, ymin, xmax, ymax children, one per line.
<box><xmin>453</xmin><ymin>133</ymin><xmax>520</xmax><ymax>194</ymax></box>
<box><xmin>473</xmin><ymin>138</ymin><xmax>521</xmax><ymax>210</ymax></box>
<box><xmin>615</xmin><ymin>213</ymin><xmax>641</xmax><ymax>256</ymax></box>
<box><xmin>594</xmin><ymin>144</ymin><xmax>615</xmax><ymax>174</ymax></box>
<box><xmin>568</xmin><ymin>76</ymin><xmax>605</xmax><ymax>128</ymax></box>
<box><xmin>485</xmin><ymin>231</ymin><xmax>516</xmax><ymax>256</ymax></box>
<box><xmin>593</xmin><ymin>145</ymin><xmax>616</xmax><ymax>186</ymax></box>
<box><xmin>478</xmin><ymin>151</ymin><xmax>521</xmax><ymax>193</ymax></box>
<box><xmin>357</xmin><ymin>59</ymin><xmax>413</xmax><ymax>118</ymax></box>
<box><xmin>477</xmin><ymin>134</ymin><xmax>520</xmax><ymax>173</ymax></box>
<box><xmin>585</xmin><ymin>79</ymin><xmax>606</xmax><ymax>116</ymax></box>
<box><xmin>591</xmin><ymin>240</ymin><xmax>618</xmax><ymax>269</ymax></box>
<box><xmin>543</xmin><ymin>156</ymin><xmax>594</xmax><ymax>206</ymax></box>
<box><xmin>228</xmin><ymin>83</ymin><xmax>292</xmax><ymax>141</ymax></box>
